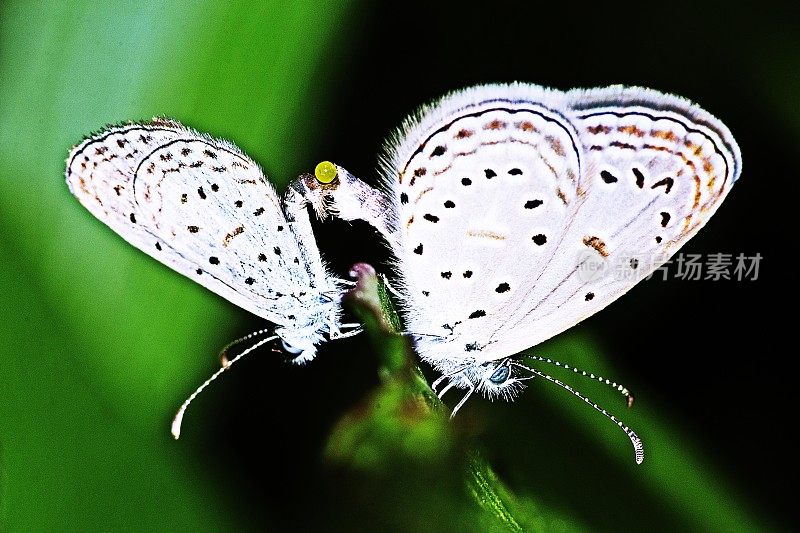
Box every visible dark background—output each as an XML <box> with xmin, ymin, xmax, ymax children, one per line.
<box><xmin>1</xmin><ymin>1</ymin><xmax>795</xmax><ymax>531</ymax></box>
<box><xmin>318</xmin><ymin>2</ymin><xmax>794</xmax><ymax>527</ymax></box>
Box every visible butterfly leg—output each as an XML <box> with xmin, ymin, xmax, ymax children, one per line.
<box><xmin>431</xmin><ymin>373</ymin><xmax>450</xmax><ymax>395</ymax></box>
<box><xmin>380</xmin><ymin>273</ymin><xmax>402</xmax><ymax>298</ymax></box>
<box><xmin>330</xmin><ymin>323</ymin><xmax>363</xmax><ymax>340</ymax></box>
<box><xmin>450</xmin><ymin>382</ymin><xmax>475</xmax><ymax>419</ymax></box>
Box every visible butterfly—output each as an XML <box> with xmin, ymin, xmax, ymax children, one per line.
<box><xmin>296</xmin><ymin>83</ymin><xmax>742</xmax><ymax>464</ymax></box>
<box><xmin>65</xmin><ymin>119</ymin><xmax>360</xmax><ymax>437</ymax></box>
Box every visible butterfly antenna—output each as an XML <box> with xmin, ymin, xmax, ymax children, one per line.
<box><xmin>171</xmin><ymin>334</ymin><xmax>279</xmax><ymax>440</ymax></box>
<box><xmin>511</xmin><ymin>362</ymin><xmax>644</xmax><ymax>465</ymax></box>
<box><xmin>523</xmin><ymin>355</ymin><xmax>635</xmax><ymax>408</ymax></box>
<box><xmin>219</xmin><ymin>328</ymin><xmax>273</xmax><ymax>366</ymax></box>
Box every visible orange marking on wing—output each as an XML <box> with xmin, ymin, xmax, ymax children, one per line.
<box><xmin>546</xmin><ymin>135</ymin><xmax>566</xmax><ymax>156</ymax></box>
<box><xmin>467</xmin><ymin>230</ymin><xmax>506</xmax><ymax>240</ymax></box>
<box><xmin>566</xmin><ymin>168</ymin><xmax>577</xmax><ymax>183</ymax></box>
<box><xmin>541</xmin><ymin>157</ymin><xmax>558</xmax><ymax>182</ymax></box>
<box><xmin>455</xmin><ymin>128</ymin><xmax>474</xmax><ymax>139</ymax></box>
<box><xmin>484</xmin><ymin>119</ymin><xmax>507</xmax><ymax>130</ymax></box>
<box><xmin>693</xmin><ymin>175</ymin><xmax>702</xmax><ymax>209</ymax></box>
<box><xmin>223</xmin><ymin>225</ymin><xmax>244</xmax><ymax>246</ymax></box>
<box><xmin>652</xmin><ymin>130</ymin><xmax>678</xmax><ymax>142</ymax></box>
<box><xmin>619</xmin><ymin>125</ymin><xmax>645</xmax><ymax>137</ymax></box>
<box><xmin>587</xmin><ymin>124</ymin><xmax>612</xmax><ymax>134</ymax></box>
<box><xmin>583</xmin><ymin>236</ymin><xmax>610</xmax><ymax>257</ymax></box>
<box><xmin>415</xmin><ymin>187</ymin><xmax>434</xmax><ymax>203</ymax></box>
<box><xmin>516</xmin><ymin>121</ymin><xmax>536</xmax><ymax>132</ymax></box>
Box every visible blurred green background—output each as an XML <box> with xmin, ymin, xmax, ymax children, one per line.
<box><xmin>0</xmin><ymin>1</ymin><xmax>794</xmax><ymax>531</ymax></box>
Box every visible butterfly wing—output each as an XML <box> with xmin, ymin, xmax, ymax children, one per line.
<box><xmin>381</xmin><ymin>84</ymin><xmax>740</xmax><ymax>366</ymax></box>
<box><xmin>66</xmin><ymin>119</ymin><xmax>335</xmax><ymax>329</ymax></box>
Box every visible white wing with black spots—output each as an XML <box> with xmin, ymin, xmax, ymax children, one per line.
<box><xmin>66</xmin><ymin>119</ymin><xmax>342</xmax><ymax>359</ymax></box>
<box><xmin>377</xmin><ymin>84</ymin><xmax>739</xmax><ymax>371</ymax></box>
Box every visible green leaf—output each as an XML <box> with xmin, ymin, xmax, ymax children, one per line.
<box><xmin>0</xmin><ymin>1</ymin><xmax>351</xmax><ymax>529</ymax></box>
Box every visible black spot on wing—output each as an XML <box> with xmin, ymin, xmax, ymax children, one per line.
<box><xmin>652</xmin><ymin>177</ymin><xmax>674</xmax><ymax>194</ymax></box>
<box><xmin>601</xmin><ymin>170</ymin><xmax>618</xmax><ymax>183</ymax></box>
<box><xmin>524</xmin><ymin>200</ymin><xmax>543</xmax><ymax>209</ymax></box>
<box><xmin>633</xmin><ymin>167</ymin><xmax>645</xmax><ymax>188</ymax></box>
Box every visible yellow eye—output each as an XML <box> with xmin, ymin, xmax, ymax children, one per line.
<box><xmin>314</xmin><ymin>161</ymin><xmax>338</xmax><ymax>184</ymax></box>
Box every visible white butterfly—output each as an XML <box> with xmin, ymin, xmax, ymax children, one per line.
<box><xmin>65</xmin><ymin>119</ymin><xmax>360</xmax><ymax>437</ymax></box>
<box><xmin>298</xmin><ymin>83</ymin><xmax>741</xmax><ymax>463</ymax></box>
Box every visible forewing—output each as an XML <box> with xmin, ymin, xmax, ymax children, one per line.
<box><xmin>66</xmin><ymin>119</ymin><xmax>320</xmax><ymax>325</ymax></box>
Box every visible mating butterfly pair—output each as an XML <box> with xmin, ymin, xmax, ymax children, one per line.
<box><xmin>66</xmin><ymin>83</ymin><xmax>741</xmax><ymax>463</ymax></box>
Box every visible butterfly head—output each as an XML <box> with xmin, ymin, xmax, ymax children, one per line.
<box><xmin>278</xmin><ymin>331</ymin><xmax>318</xmax><ymax>364</ymax></box>
<box><xmin>435</xmin><ymin>357</ymin><xmax>528</xmax><ymax>405</ymax></box>
<box><xmin>474</xmin><ymin>359</ymin><xmax>529</xmax><ymax>401</ymax></box>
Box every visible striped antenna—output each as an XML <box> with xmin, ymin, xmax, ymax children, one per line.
<box><xmin>523</xmin><ymin>355</ymin><xmax>634</xmax><ymax>408</ymax></box>
<box><xmin>171</xmin><ymin>334</ymin><xmax>278</xmax><ymax>440</ymax></box>
<box><xmin>219</xmin><ymin>328</ymin><xmax>273</xmax><ymax>366</ymax></box>
<box><xmin>511</xmin><ymin>361</ymin><xmax>644</xmax><ymax>465</ymax></box>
